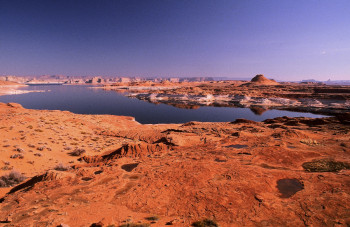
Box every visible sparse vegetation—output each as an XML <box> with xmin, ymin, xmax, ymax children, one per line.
<box><xmin>69</xmin><ymin>148</ymin><xmax>86</xmax><ymax>156</ymax></box>
<box><xmin>145</xmin><ymin>215</ymin><xmax>159</xmax><ymax>221</ymax></box>
<box><xmin>302</xmin><ymin>159</ymin><xmax>350</xmax><ymax>172</ymax></box>
<box><xmin>54</xmin><ymin>163</ymin><xmax>70</xmax><ymax>171</ymax></box>
<box><xmin>15</xmin><ymin>147</ymin><xmax>24</xmax><ymax>152</ymax></box>
<box><xmin>119</xmin><ymin>223</ymin><xmax>150</xmax><ymax>227</ymax></box>
<box><xmin>10</xmin><ymin>154</ymin><xmax>24</xmax><ymax>159</ymax></box>
<box><xmin>1</xmin><ymin>166</ymin><xmax>13</xmax><ymax>171</ymax></box>
<box><xmin>192</xmin><ymin>219</ymin><xmax>219</xmax><ymax>227</ymax></box>
<box><xmin>300</xmin><ymin>139</ymin><xmax>320</xmax><ymax>146</ymax></box>
<box><xmin>37</xmin><ymin>146</ymin><xmax>45</xmax><ymax>151</ymax></box>
<box><xmin>0</xmin><ymin>170</ymin><xmax>26</xmax><ymax>187</ymax></box>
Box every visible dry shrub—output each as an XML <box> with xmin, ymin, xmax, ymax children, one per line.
<box><xmin>54</xmin><ymin>163</ymin><xmax>70</xmax><ymax>171</ymax></box>
<box><xmin>192</xmin><ymin>219</ymin><xmax>219</xmax><ymax>227</ymax></box>
<box><xmin>69</xmin><ymin>148</ymin><xmax>86</xmax><ymax>156</ymax></box>
<box><xmin>0</xmin><ymin>170</ymin><xmax>26</xmax><ymax>187</ymax></box>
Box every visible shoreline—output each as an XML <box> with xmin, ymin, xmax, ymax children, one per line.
<box><xmin>102</xmin><ymin>81</ymin><xmax>350</xmax><ymax>116</ymax></box>
<box><xmin>0</xmin><ymin>84</ymin><xmax>47</xmax><ymax>96</ymax></box>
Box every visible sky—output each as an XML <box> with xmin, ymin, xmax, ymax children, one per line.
<box><xmin>0</xmin><ymin>0</ymin><xmax>349</xmax><ymax>81</ymax></box>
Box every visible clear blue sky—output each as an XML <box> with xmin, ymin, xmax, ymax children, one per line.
<box><xmin>0</xmin><ymin>0</ymin><xmax>349</xmax><ymax>80</ymax></box>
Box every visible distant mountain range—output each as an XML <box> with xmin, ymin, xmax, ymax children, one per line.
<box><xmin>1</xmin><ymin>75</ymin><xmax>350</xmax><ymax>85</ymax></box>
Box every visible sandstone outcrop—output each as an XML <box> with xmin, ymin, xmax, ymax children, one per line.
<box><xmin>0</xmin><ymin>103</ymin><xmax>349</xmax><ymax>226</ymax></box>
<box><xmin>249</xmin><ymin>74</ymin><xmax>279</xmax><ymax>85</ymax></box>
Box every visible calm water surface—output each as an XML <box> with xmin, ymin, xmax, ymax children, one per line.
<box><xmin>0</xmin><ymin>85</ymin><xmax>327</xmax><ymax>124</ymax></box>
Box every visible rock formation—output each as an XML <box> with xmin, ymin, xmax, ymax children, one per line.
<box><xmin>249</xmin><ymin>74</ymin><xmax>279</xmax><ymax>85</ymax></box>
<box><xmin>0</xmin><ymin>103</ymin><xmax>349</xmax><ymax>226</ymax></box>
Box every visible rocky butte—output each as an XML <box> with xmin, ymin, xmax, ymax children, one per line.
<box><xmin>246</xmin><ymin>74</ymin><xmax>279</xmax><ymax>85</ymax></box>
<box><xmin>0</xmin><ymin>76</ymin><xmax>349</xmax><ymax>226</ymax></box>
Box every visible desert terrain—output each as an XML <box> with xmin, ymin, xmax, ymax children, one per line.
<box><xmin>0</xmin><ymin>77</ymin><xmax>350</xmax><ymax>226</ymax></box>
<box><xmin>0</xmin><ymin>93</ymin><xmax>349</xmax><ymax>226</ymax></box>
<box><xmin>2</xmin><ymin>0</ymin><xmax>350</xmax><ymax>225</ymax></box>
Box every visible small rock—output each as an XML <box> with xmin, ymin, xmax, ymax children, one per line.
<box><xmin>254</xmin><ymin>194</ymin><xmax>263</xmax><ymax>203</ymax></box>
<box><xmin>90</xmin><ymin>221</ymin><xmax>104</xmax><ymax>227</ymax></box>
<box><xmin>58</xmin><ymin>224</ymin><xmax>70</xmax><ymax>227</ymax></box>
<box><xmin>166</xmin><ymin>219</ymin><xmax>179</xmax><ymax>225</ymax></box>
<box><xmin>214</xmin><ymin>156</ymin><xmax>228</xmax><ymax>162</ymax></box>
<box><xmin>232</xmin><ymin>132</ymin><xmax>240</xmax><ymax>137</ymax></box>
<box><xmin>5</xmin><ymin>216</ymin><xmax>12</xmax><ymax>223</ymax></box>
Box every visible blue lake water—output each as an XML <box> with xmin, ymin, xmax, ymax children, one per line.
<box><xmin>0</xmin><ymin>85</ymin><xmax>327</xmax><ymax>124</ymax></box>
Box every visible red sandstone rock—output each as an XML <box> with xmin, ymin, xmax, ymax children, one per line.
<box><xmin>250</xmin><ymin>74</ymin><xmax>279</xmax><ymax>85</ymax></box>
<box><xmin>0</xmin><ymin>103</ymin><xmax>349</xmax><ymax>226</ymax></box>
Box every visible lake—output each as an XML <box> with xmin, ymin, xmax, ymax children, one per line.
<box><xmin>0</xmin><ymin>85</ymin><xmax>327</xmax><ymax>124</ymax></box>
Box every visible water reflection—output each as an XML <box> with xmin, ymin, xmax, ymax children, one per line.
<box><xmin>0</xmin><ymin>85</ymin><xmax>328</xmax><ymax>124</ymax></box>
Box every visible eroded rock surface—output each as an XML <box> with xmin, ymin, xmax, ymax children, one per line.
<box><xmin>0</xmin><ymin>103</ymin><xmax>349</xmax><ymax>226</ymax></box>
